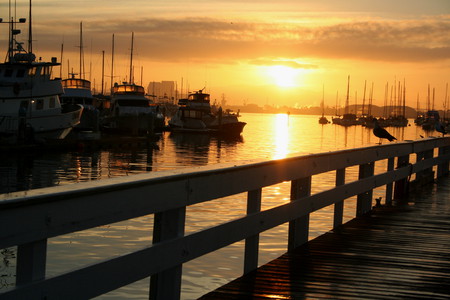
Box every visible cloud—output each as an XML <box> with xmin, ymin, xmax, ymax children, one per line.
<box><xmin>249</xmin><ymin>59</ymin><xmax>318</xmax><ymax>69</ymax></box>
<box><xmin>23</xmin><ymin>14</ymin><xmax>450</xmax><ymax>65</ymax></box>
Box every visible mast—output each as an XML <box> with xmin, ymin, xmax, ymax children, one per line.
<box><xmin>402</xmin><ymin>79</ymin><xmax>406</xmax><ymax>118</ymax></box>
<box><xmin>362</xmin><ymin>80</ymin><xmax>366</xmax><ymax>116</ymax></box>
<box><xmin>101</xmin><ymin>50</ymin><xmax>105</xmax><ymax>95</ymax></box>
<box><xmin>60</xmin><ymin>43</ymin><xmax>63</xmax><ymax>78</ymax></box>
<box><xmin>345</xmin><ymin>75</ymin><xmax>350</xmax><ymax>114</ymax></box>
<box><xmin>110</xmin><ymin>34</ymin><xmax>114</xmax><ymax>93</ymax></box>
<box><xmin>129</xmin><ymin>32</ymin><xmax>134</xmax><ymax>84</ymax></box>
<box><xmin>79</xmin><ymin>22</ymin><xmax>84</xmax><ymax>79</ymax></box>
<box><xmin>28</xmin><ymin>0</ymin><xmax>32</xmax><ymax>53</ymax></box>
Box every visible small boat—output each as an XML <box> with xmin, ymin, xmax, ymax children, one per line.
<box><xmin>168</xmin><ymin>89</ymin><xmax>246</xmax><ymax>136</ymax></box>
<box><xmin>0</xmin><ymin>12</ymin><xmax>82</xmax><ymax>144</ymax></box>
<box><xmin>318</xmin><ymin>85</ymin><xmax>329</xmax><ymax>124</ymax></box>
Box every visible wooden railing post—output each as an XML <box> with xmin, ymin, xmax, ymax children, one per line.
<box><xmin>437</xmin><ymin>145</ymin><xmax>450</xmax><ymax>178</ymax></box>
<box><xmin>244</xmin><ymin>188</ymin><xmax>262</xmax><ymax>274</ymax></box>
<box><xmin>385</xmin><ymin>157</ymin><xmax>395</xmax><ymax>205</ymax></box>
<box><xmin>394</xmin><ymin>154</ymin><xmax>410</xmax><ymax>200</ymax></box>
<box><xmin>150</xmin><ymin>207</ymin><xmax>186</xmax><ymax>300</ymax></box>
<box><xmin>288</xmin><ymin>176</ymin><xmax>311</xmax><ymax>251</ymax></box>
<box><xmin>333</xmin><ymin>168</ymin><xmax>345</xmax><ymax>229</ymax></box>
<box><xmin>357</xmin><ymin>162</ymin><xmax>374</xmax><ymax>216</ymax></box>
<box><xmin>16</xmin><ymin>239</ymin><xmax>47</xmax><ymax>285</ymax></box>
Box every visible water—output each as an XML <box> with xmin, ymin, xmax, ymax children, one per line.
<box><xmin>0</xmin><ymin>114</ymin><xmax>433</xmax><ymax>299</ymax></box>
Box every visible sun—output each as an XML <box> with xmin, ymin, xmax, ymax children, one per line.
<box><xmin>266</xmin><ymin>65</ymin><xmax>300</xmax><ymax>87</ymax></box>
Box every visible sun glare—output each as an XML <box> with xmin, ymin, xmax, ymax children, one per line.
<box><xmin>273</xmin><ymin>113</ymin><xmax>290</xmax><ymax>159</ymax></box>
<box><xmin>267</xmin><ymin>65</ymin><xmax>300</xmax><ymax>87</ymax></box>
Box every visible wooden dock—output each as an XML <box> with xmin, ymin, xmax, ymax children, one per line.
<box><xmin>200</xmin><ymin>178</ymin><xmax>450</xmax><ymax>299</ymax></box>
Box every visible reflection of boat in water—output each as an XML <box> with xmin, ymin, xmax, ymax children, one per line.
<box><xmin>0</xmin><ymin>13</ymin><xmax>82</xmax><ymax>144</ymax></box>
<box><xmin>168</xmin><ymin>89</ymin><xmax>246</xmax><ymax>136</ymax></box>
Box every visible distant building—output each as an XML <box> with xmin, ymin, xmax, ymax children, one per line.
<box><xmin>148</xmin><ymin>81</ymin><xmax>176</xmax><ymax>103</ymax></box>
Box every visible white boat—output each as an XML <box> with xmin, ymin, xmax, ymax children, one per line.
<box><xmin>168</xmin><ymin>89</ymin><xmax>246</xmax><ymax>136</ymax></box>
<box><xmin>0</xmin><ymin>12</ymin><xmax>82</xmax><ymax>144</ymax></box>
<box><xmin>61</xmin><ymin>76</ymin><xmax>100</xmax><ymax>131</ymax></box>
<box><xmin>102</xmin><ymin>83</ymin><xmax>164</xmax><ymax>135</ymax></box>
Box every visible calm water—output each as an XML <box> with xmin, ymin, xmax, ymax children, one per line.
<box><xmin>0</xmin><ymin>113</ymin><xmax>433</xmax><ymax>299</ymax></box>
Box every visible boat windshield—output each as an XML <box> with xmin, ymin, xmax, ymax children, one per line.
<box><xmin>188</xmin><ymin>92</ymin><xmax>210</xmax><ymax>102</ymax></box>
<box><xmin>113</xmin><ymin>84</ymin><xmax>145</xmax><ymax>95</ymax></box>
<box><xmin>62</xmin><ymin>78</ymin><xmax>91</xmax><ymax>89</ymax></box>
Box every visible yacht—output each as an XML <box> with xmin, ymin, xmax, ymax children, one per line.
<box><xmin>61</xmin><ymin>75</ymin><xmax>100</xmax><ymax>131</ymax></box>
<box><xmin>102</xmin><ymin>82</ymin><xmax>164</xmax><ymax>135</ymax></box>
<box><xmin>0</xmin><ymin>16</ymin><xmax>82</xmax><ymax>144</ymax></box>
<box><xmin>169</xmin><ymin>89</ymin><xmax>246</xmax><ymax>136</ymax></box>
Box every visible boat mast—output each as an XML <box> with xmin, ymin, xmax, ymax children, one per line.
<box><xmin>79</xmin><ymin>22</ymin><xmax>84</xmax><ymax>79</ymax></box>
<box><xmin>101</xmin><ymin>50</ymin><xmax>105</xmax><ymax>94</ymax></box>
<box><xmin>362</xmin><ymin>80</ymin><xmax>367</xmax><ymax>116</ymax></box>
<box><xmin>345</xmin><ymin>75</ymin><xmax>350</xmax><ymax>115</ymax></box>
<box><xmin>129</xmin><ymin>32</ymin><xmax>134</xmax><ymax>84</ymax></box>
<box><xmin>110</xmin><ymin>33</ymin><xmax>114</xmax><ymax>93</ymax></box>
<box><xmin>28</xmin><ymin>0</ymin><xmax>32</xmax><ymax>53</ymax></box>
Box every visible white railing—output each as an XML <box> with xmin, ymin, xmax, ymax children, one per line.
<box><xmin>1</xmin><ymin>137</ymin><xmax>449</xmax><ymax>299</ymax></box>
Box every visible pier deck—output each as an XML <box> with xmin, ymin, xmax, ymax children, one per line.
<box><xmin>200</xmin><ymin>178</ymin><xmax>450</xmax><ymax>299</ymax></box>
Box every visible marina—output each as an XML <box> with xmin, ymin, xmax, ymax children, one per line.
<box><xmin>1</xmin><ymin>133</ymin><xmax>449</xmax><ymax>299</ymax></box>
<box><xmin>1</xmin><ymin>113</ymin><xmax>449</xmax><ymax>299</ymax></box>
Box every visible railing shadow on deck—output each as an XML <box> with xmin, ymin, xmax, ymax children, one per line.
<box><xmin>1</xmin><ymin>137</ymin><xmax>449</xmax><ymax>300</ymax></box>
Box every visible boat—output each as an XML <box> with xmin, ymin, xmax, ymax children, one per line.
<box><xmin>61</xmin><ymin>75</ymin><xmax>100</xmax><ymax>132</ymax></box>
<box><xmin>168</xmin><ymin>89</ymin><xmax>246</xmax><ymax>136</ymax></box>
<box><xmin>332</xmin><ymin>76</ymin><xmax>359</xmax><ymax>126</ymax></box>
<box><xmin>102</xmin><ymin>83</ymin><xmax>165</xmax><ymax>135</ymax></box>
<box><xmin>60</xmin><ymin>23</ymin><xmax>101</xmax><ymax>133</ymax></box>
<box><xmin>101</xmin><ymin>33</ymin><xmax>164</xmax><ymax>135</ymax></box>
<box><xmin>318</xmin><ymin>85</ymin><xmax>329</xmax><ymax>124</ymax></box>
<box><xmin>0</xmin><ymin>7</ymin><xmax>82</xmax><ymax>144</ymax></box>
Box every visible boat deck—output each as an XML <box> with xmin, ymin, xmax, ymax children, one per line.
<box><xmin>200</xmin><ymin>178</ymin><xmax>450</xmax><ymax>299</ymax></box>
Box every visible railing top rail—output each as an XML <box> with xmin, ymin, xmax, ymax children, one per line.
<box><xmin>1</xmin><ymin>137</ymin><xmax>449</xmax><ymax>208</ymax></box>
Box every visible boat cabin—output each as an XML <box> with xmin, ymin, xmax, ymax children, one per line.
<box><xmin>112</xmin><ymin>83</ymin><xmax>145</xmax><ymax>95</ymax></box>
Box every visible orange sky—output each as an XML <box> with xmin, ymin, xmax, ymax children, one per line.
<box><xmin>1</xmin><ymin>0</ymin><xmax>449</xmax><ymax>109</ymax></box>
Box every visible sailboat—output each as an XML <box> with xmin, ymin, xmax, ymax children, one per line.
<box><xmin>0</xmin><ymin>1</ymin><xmax>82</xmax><ymax>144</ymax></box>
<box><xmin>318</xmin><ymin>85</ymin><xmax>329</xmax><ymax>124</ymax></box>
<box><xmin>333</xmin><ymin>75</ymin><xmax>357</xmax><ymax>126</ymax></box>
<box><xmin>102</xmin><ymin>32</ymin><xmax>164</xmax><ymax>135</ymax></box>
<box><xmin>60</xmin><ymin>22</ymin><xmax>100</xmax><ymax>133</ymax></box>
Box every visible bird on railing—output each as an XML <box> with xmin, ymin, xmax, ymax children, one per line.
<box><xmin>373</xmin><ymin>118</ymin><xmax>396</xmax><ymax>144</ymax></box>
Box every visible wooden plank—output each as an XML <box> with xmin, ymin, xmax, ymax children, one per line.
<box><xmin>199</xmin><ymin>178</ymin><xmax>450</xmax><ymax>300</ymax></box>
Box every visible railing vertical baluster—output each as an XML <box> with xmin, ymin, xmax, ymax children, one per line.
<box><xmin>244</xmin><ymin>188</ymin><xmax>262</xmax><ymax>274</ymax></box>
<box><xmin>288</xmin><ymin>176</ymin><xmax>311</xmax><ymax>251</ymax></box>
<box><xmin>385</xmin><ymin>157</ymin><xmax>395</xmax><ymax>205</ymax></box>
<box><xmin>16</xmin><ymin>239</ymin><xmax>47</xmax><ymax>285</ymax></box>
<box><xmin>333</xmin><ymin>168</ymin><xmax>345</xmax><ymax>229</ymax></box>
<box><xmin>150</xmin><ymin>207</ymin><xmax>186</xmax><ymax>300</ymax></box>
<box><xmin>437</xmin><ymin>145</ymin><xmax>450</xmax><ymax>178</ymax></box>
<box><xmin>394</xmin><ymin>154</ymin><xmax>410</xmax><ymax>199</ymax></box>
<box><xmin>357</xmin><ymin>162</ymin><xmax>375</xmax><ymax>216</ymax></box>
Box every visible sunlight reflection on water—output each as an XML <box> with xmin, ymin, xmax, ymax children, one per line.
<box><xmin>0</xmin><ymin>114</ymin><xmax>432</xmax><ymax>299</ymax></box>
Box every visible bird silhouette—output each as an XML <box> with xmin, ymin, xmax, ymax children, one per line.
<box><xmin>373</xmin><ymin>119</ymin><xmax>396</xmax><ymax>144</ymax></box>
